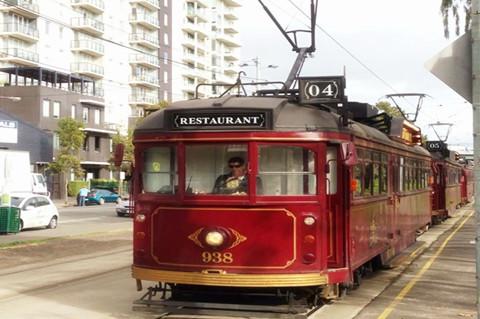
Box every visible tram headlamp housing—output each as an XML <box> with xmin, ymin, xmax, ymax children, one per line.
<box><xmin>135</xmin><ymin>214</ymin><xmax>146</xmax><ymax>223</ymax></box>
<box><xmin>304</xmin><ymin>216</ymin><xmax>316</xmax><ymax>226</ymax></box>
<box><xmin>205</xmin><ymin>231</ymin><xmax>225</xmax><ymax>247</ymax></box>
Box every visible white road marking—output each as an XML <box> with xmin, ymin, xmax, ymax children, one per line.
<box><xmin>60</xmin><ymin>217</ymin><xmax>104</xmax><ymax>224</ymax></box>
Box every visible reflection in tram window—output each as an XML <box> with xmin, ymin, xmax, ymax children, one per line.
<box><xmin>258</xmin><ymin>146</ymin><xmax>316</xmax><ymax>195</ymax></box>
<box><xmin>326</xmin><ymin>147</ymin><xmax>337</xmax><ymax>195</ymax></box>
<box><xmin>142</xmin><ymin>147</ymin><xmax>177</xmax><ymax>194</ymax></box>
<box><xmin>185</xmin><ymin>144</ymin><xmax>248</xmax><ymax>195</ymax></box>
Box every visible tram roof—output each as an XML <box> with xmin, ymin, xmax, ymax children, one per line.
<box><xmin>135</xmin><ymin>96</ymin><xmax>430</xmax><ymax>157</ymax></box>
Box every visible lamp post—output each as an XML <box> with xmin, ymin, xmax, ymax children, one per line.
<box><xmin>239</xmin><ymin>56</ymin><xmax>278</xmax><ymax>82</ymax></box>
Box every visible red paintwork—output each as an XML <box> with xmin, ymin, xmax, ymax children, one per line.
<box><xmin>462</xmin><ymin>167</ymin><xmax>474</xmax><ymax>204</ymax></box>
<box><xmin>132</xmin><ymin>129</ymin><xmax>436</xmax><ymax>289</ymax></box>
<box><xmin>430</xmin><ymin>159</ymin><xmax>463</xmax><ymax>219</ymax></box>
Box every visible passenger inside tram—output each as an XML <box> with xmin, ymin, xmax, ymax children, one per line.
<box><xmin>212</xmin><ymin>157</ymin><xmax>248</xmax><ymax>194</ymax></box>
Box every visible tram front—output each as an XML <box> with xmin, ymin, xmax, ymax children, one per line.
<box><xmin>131</xmin><ymin>96</ymin><xmax>350</xmax><ymax>297</ymax></box>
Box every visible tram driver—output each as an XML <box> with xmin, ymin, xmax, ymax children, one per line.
<box><xmin>213</xmin><ymin>157</ymin><xmax>248</xmax><ymax>194</ymax></box>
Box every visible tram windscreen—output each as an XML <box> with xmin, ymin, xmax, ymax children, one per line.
<box><xmin>142</xmin><ymin>147</ymin><xmax>177</xmax><ymax>194</ymax></box>
<box><xmin>258</xmin><ymin>146</ymin><xmax>316</xmax><ymax>195</ymax></box>
<box><xmin>185</xmin><ymin>144</ymin><xmax>248</xmax><ymax>195</ymax></box>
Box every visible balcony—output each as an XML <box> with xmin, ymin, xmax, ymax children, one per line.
<box><xmin>216</xmin><ymin>32</ymin><xmax>240</xmax><ymax>48</ymax></box>
<box><xmin>129</xmin><ymin>53</ymin><xmax>159</xmax><ymax>68</ymax></box>
<box><xmin>223</xmin><ymin>50</ymin><xmax>238</xmax><ymax>62</ymax></box>
<box><xmin>71</xmin><ymin>39</ymin><xmax>104</xmax><ymax>57</ymax></box>
<box><xmin>129</xmin><ymin>33</ymin><xmax>159</xmax><ymax>49</ymax></box>
<box><xmin>191</xmin><ymin>0</ymin><xmax>208</xmax><ymax>8</ymax></box>
<box><xmin>223</xmin><ymin>7</ymin><xmax>238</xmax><ymax>20</ymax></box>
<box><xmin>223</xmin><ymin>20</ymin><xmax>238</xmax><ymax>34</ymax></box>
<box><xmin>71</xmin><ymin>62</ymin><xmax>104</xmax><ymax>79</ymax></box>
<box><xmin>129</xmin><ymin>0</ymin><xmax>160</xmax><ymax>10</ymax></box>
<box><xmin>0</xmin><ymin>47</ymin><xmax>38</xmax><ymax>66</ymax></box>
<box><xmin>71</xmin><ymin>0</ymin><xmax>104</xmax><ymax>14</ymax></box>
<box><xmin>129</xmin><ymin>94</ymin><xmax>159</xmax><ymax>106</ymax></box>
<box><xmin>129</xmin><ymin>13</ymin><xmax>160</xmax><ymax>30</ymax></box>
<box><xmin>129</xmin><ymin>74</ymin><xmax>160</xmax><ymax>88</ymax></box>
<box><xmin>1</xmin><ymin>0</ymin><xmax>39</xmax><ymax>19</ymax></box>
<box><xmin>0</xmin><ymin>23</ymin><xmax>39</xmax><ymax>42</ymax></box>
<box><xmin>71</xmin><ymin>17</ymin><xmax>104</xmax><ymax>36</ymax></box>
<box><xmin>222</xmin><ymin>0</ymin><xmax>241</xmax><ymax>7</ymax></box>
<box><xmin>186</xmin><ymin>7</ymin><xmax>208</xmax><ymax>23</ymax></box>
<box><xmin>182</xmin><ymin>20</ymin><xmax>208</xmax><ymax>38</ymax></box>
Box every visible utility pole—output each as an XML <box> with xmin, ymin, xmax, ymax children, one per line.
<box><xmin>472</xmin><ymin>0</ymin><xmax>480</xmax><ymax>316</ymax></box>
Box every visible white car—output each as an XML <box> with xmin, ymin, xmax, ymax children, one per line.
<box><xmin>10</xmin><ymin>193</ymin><xmax>59</xmax><ymax>231</ymax></box>
<box><xmin>115</xmin><ymin>198</ymin><xmax>133</xmax><ymax>217</ymax></box>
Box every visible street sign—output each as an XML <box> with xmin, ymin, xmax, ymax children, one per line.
<box><xmin>425</xmin><ymin>31</ymin><xmax>472</xmax><ymax>102</ymax></box>
<box><xmin>0</xmin><ymin>120</ymin><xmax>18</xmax><ymax>144</ymax></box>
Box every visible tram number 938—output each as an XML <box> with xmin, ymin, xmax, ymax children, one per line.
<box><xmin>202</xmin><ymin>252</ymin><xmax>234</xmax><ymax>264</ymax></box>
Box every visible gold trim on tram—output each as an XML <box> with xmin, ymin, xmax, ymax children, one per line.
<box><xmin>132</xmin><ymin>266</ymin><xmax>329</xmax><ymax>287</ymax></box>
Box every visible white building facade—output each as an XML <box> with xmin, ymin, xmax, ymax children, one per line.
<box><xmin>0</xmin><ymin>0</ymin><xmax>170</xmax><ymax>130</ymax></box>
<box><xmin>171</xmin><ymin>0</ymin><xmax>241</xmax><ymax>101</ymax></box>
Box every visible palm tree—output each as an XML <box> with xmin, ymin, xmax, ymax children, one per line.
<box><xmin>441</xmin><ymin>0</ymin><xmax>472</xmax><ymax>38</ymax></box>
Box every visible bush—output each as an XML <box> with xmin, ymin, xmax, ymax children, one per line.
<box><xmin>90</xmin><ymin>179</ymin><xmax>119</xmax><ymax>192</ymax></box>
<box><xmin>68</xmin><ymin>180</ymin><xmax>89</xmax><ymax>197</ymax></box>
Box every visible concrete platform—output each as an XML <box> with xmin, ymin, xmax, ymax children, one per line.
<box><xmin>315</xmin><ymin>206</ymin><xmax>476</xmax><ymax>319</ymax></box>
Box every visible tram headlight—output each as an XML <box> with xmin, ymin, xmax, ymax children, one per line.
<box><xmin>304</xmin><ymin>216</ymin><xmax>316</xmax><ymax>226</ymax></box>
<box><xmin>205</xmin><ymin>231</ymin><xmax>225</xmax><ymax>247</ymax></box>
<box><xmin>135</xmin><ymin>214</ymin><xmax>146</xmax><ymax>223</ymax></box>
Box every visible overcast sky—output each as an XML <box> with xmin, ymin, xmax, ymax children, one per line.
<box><xmin>237</xmin><ymin>0</ymin><xmax>472</xmax><ymax>148</ymax></box>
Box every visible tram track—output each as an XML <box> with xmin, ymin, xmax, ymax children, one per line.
<box><xmin>0</xmin><ymin>246</ymin><xmax>131</xmax><ymax>302</ymax></box>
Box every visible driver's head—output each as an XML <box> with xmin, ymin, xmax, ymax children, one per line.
<box><xmin>228</xmin><ymin>157</ymin><xmax>245</xmax><ymax>177</ymax></box>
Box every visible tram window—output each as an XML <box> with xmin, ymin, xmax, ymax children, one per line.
<box><xmin>364</xmin><ymin>162</ymin><xmax>373</xmax><ymax>195</ymax></box>
<box><xmin>380</xmin><ymin>164</ymin><xmax>388</xmax><ymax>194</ymax></box>
<box><xmin>185</xmin><ymin>144</ymin><xmax>248</xmax><ymax>195</ymax></box>
<box><xmin>372</xmin><ymin>163</ymin><xmax>380</xmax><ymax>195</ymax></box>
<box><xmin>326</xmin><ymin>147</ymin><xmax>337</xmax><ymax>195</ymax></box>
<box><xmin>142</xmin><ymin>147</ymin><xmax>177</xmax><ymax>194</ymax></box>
<box><xmin>258</xmin><ymin>146</ymin><xmax>316</xmax><ymax>195</ymax></box>
<box><xmin>353</xmin><ymin>165</ymin><xmax>363</xmax><ymax>196</ymax></box>
<box><xmin>399</xmin><ymin>157</ymin><xmax>404</xmax><ymax>192</ymax></box>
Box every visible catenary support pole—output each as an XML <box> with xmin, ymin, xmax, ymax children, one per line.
<box><xmin>472</xmin><ymin>0</ymin><xmax>480</xmax><ymax>316</ymax></box>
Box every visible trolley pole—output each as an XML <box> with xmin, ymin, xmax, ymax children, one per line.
<box><xmin>472</xmin><ymin>0</ymin><xmax>480</xmax><ymax>316</ymax></box>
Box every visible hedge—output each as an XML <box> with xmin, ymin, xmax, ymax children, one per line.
<box><xmin>67</xmin><ymin>180</ymin><xmax>89</xmax><ymax>197</ymax></box>
<box><xmin>90</xmin><ymin>179</ymin><xmax>119</xmax><ymax>191</ymax></box>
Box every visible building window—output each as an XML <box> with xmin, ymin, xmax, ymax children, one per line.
<box><xmin>164</xmin><ymin>71</ymin><xmax>168</xmax><ymax>83</ymax></box>
<box><xmin>53</xmin><ymin>101</ymin><xmax>60</xmax><ymax>119</ymax></box>
<box><xmin>71</xmin><ymin>104</ymin><xmax>76</xmax><ymax>119</ymax></box>
<box><xmin>164</xmin><ymin>34</ymin><xmax>169</xmax><ymax>45</ymax></box>
<box><xmin>163</xmin><ymin>52</ymin><xmax>168</xmax><ymax>64</ymax></box>
<box><xmin>82</xmin><ymin>107</ymin><xmax>89</xmax><ymax>123</ymax></box>
<box><xmin>164</xmin><ymin>0</ymin><xmax>168</xmax><ymax>7</ymax></box>
<box><xmin>83</xmin><ymin>136</ymin><xmax>89</xmax><ymax>151</ymax></box>
<box><xmin>53</xmin><ymin>133</ymin><xmax>60</xmax><ymax>150</ymax></box>
<box><xmin>163</xmin><ymin>90</ymin><xmax>168</xmax><ymax>101</ymax></box>
<box><xmin>42</xmin><ymin>99</ymin><xmax>50</xmax><ymax>117</ymax></box>
<box><xmin>94</xmin><ymin>136</ymin><xmax>100</xmax><ymax>151</ymax></box>
<box><xmin>164</xmin><ymin>13</ymin><xmax>168</xmax><ymax>26</ymax></box>
<box><xmin>94</xmin><ymin>109</ymin><xmax>100</xmax><ymax>125</ymax></box>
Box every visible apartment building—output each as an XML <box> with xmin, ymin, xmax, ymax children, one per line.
<box><xmin>172</xmin><ymin>0</ymin><xmax>241</xmax><ymax>101</ymax></box>
<box><xmin>0</xmin><ymin>0</ymin><xmax>170</xmax><ymax>188</ymax></box>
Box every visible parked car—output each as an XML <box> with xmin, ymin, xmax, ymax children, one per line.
<box><xmin>86</xmin><ymin>189</ymin><xmax>121</xmax><ymax>205</ymax></box>
<box><xmin>10</xmin><ymin>193</ymin><xmax>59</xmax><ymax>231</ymax></box>
<box><xmin>115</xmin><ymin>198</ymin><xmax>134</xmax><ymax>217</ymax></box>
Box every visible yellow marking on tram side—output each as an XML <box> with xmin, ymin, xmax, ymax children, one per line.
<box><xmin>377</xmin><ymin>211</ymin><xmax>474</xmax><ymax>319</ymax></box>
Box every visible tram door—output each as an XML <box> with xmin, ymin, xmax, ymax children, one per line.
<box><xmin>326</xmin><ymin>146</ymin><xmax>345</xmax><ymax>268</ymax></box>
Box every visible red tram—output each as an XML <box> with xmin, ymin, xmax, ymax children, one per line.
<box><xmin>462</xmin><ymin>165</ymin><xmax>474</xmax><ymax>205</ymax></box>
<box><xmin>130</xmin><ymin>81</ymin><xmax>434</xmax><ymax>308</ymax></box>
<box><xmin>427</xmin><ymin>141</ymin><xmax>466</xmax><ymax>223</ymax></box>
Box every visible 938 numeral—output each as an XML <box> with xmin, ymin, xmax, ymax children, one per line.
<box><xmin>202</xmin><ymin>252</ymin><xmax>233</xmax><ymax>264</ymax></box>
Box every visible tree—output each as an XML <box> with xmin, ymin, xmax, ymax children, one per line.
<box><xmin>48</xmin><ymin>118</ymin><xmax>85</xmax><ymax>203</ymax></box>
<box><xmin>144</xmin><ymin>100</ymin><xmax>170</xmax><ymax>117</ymax></box>
<box><xmin>375</xmin><ymin>101</ymin><xmax>403</xmax><ymax>117</ymax></box>
<box><xmin>441</xmin><ymin>0</ymin><xmax>471</xmax><ymax>38</ymax></box>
